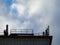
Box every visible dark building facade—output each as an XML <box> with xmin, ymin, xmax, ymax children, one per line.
<box><xmin>0</xmin><ymin>36</ymin><xmax>52</xmax><ymax>45</ymax></box>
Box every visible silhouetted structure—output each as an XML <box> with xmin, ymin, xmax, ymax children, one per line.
<box><xmin>43</xmin><ymin>31</ymin><xmax>45</xmax><ymax>36</ymax></box>
<box><xmin>45</xmin><ymin>26</ymin><xmax>49</xmax><ymax>36</ymax></box>
<box><xmin>4</xmin><ymin>24</ymin><xmax>8</xmax><ymax>36</ymax></box>
<box><xmin>0</xmin><ymin>24</ymin><xmax>52</xmax><ymax>45</ymax></box>
<box><xmin>42</xmin><ymin>26</ymin><xmax>49</xmax><ymax>36</ymax></box>
<box><xmin>10</xmin><ymin>29</ymin><xmax>34</xmax><ymax>36</ymax></box>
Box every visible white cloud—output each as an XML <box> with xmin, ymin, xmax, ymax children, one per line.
<box><xmin>16</xmin><ymin>4</ymin><xmax>25</xmax><ymax>16</ymax></box>
<box><xmin>10</xmin><ymin>3</ymin><xmax>25</xmax><ymax>17</ymax></box>
<box><xmin>10</xmin><ymin>0</ymin><xmax>45</xmax><ymax>18</ymax></box>
<box><xmin>9</xmin><ymin>0</ymin><xmax>54</xmax><ymax>32</ymax></box>
<box><xmin>28</xmin><ymin>0</ymin><xmax>44</xmax><ymax>18</ymax></box>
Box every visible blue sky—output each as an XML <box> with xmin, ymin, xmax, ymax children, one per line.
<box><xmin>0</xmin><ymin>0</ymin><xmax>60</xmax><ymax>45</ymax></box>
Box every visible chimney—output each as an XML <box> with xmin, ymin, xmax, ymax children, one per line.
<box><xmin>45</xmin><ymin>30</ymin><xmax>48</xmax><ymax>36</ymax></box>
<box><xmin>4</xmin><ymin>24</ymin><xmax>8</xmax><ymax>36</ymax></box>
<box><xmin>43</xmin><ymin>32</ymin><xmax>45</xmax><ymax>36</ymax></box>
<box><xmin>6</xmin><ymin>24</ymin><xmax>8</xmax><ymax>34</ymax></box>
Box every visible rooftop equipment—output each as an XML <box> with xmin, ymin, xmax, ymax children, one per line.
<box><xmin>4</xmin><ymin>24</ymin><xmax>8</xmax><ymax>36</ymax></box>
<box><xmin>3</xmin><ymin>24</ymin><xmax>50</xmax><ymax>36</ymax></box>
<box><xmin>45</xmin><ymin>26</ymin><xmax>49</xmax><ymax>36</ymax></box>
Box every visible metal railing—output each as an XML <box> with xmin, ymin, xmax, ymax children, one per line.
<box><xmin>10</xmin><ymin>29</ymin><xmax>44</xmax><ymax>36</ymax></box>
<box><xmin>10</xmin><ymin>29</ymin><xmax>33</xmax><ymax>34</ymax></box>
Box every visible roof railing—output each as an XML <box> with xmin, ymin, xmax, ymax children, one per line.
<box><xmin>10</xmin><ymin>29</ymin><xmax>34</xmax><ymax>36</ymax></box>
<box><xmin>2</xmin><ymin>24</ymin><xmax>50</xmax><ymax>36</ymax></box>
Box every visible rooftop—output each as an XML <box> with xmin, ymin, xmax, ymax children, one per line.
<box><xmin>0</xmin><ymin>24</ymin><xmax>50</xmax><ymax>36</ymax></box>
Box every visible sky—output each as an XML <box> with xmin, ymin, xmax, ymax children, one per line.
<box><xmin>0</xmin><ymin>0</ymin><xmax>60</xmax><ymax>45</ymax></box>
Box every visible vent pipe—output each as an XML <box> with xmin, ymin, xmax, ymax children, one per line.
<box><xmin>4</xmin><ymin>24</ymin><xmax>8</xmax><ymax>36</ymax></box>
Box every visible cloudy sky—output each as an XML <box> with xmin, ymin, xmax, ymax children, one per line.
<box><xmin>0</xmin><ymin>0</ymin><xmax>60</xmax><ymax>45</ymax></box>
